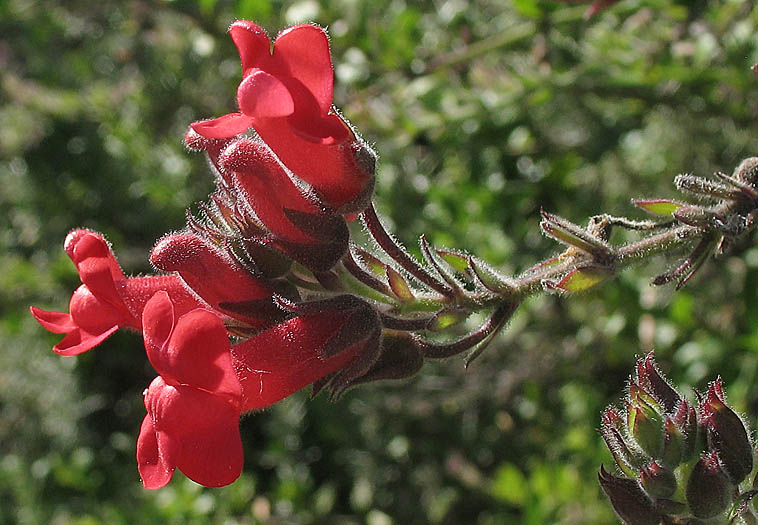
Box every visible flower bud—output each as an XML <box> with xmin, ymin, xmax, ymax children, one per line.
<box><xmin>686</xmin><ymin>450</ymin><xmax>733</xmax><ymax>519</ymax></box>
<box><xmin>660</xmin><ymin>417</ymin><xmax>684</xmax><ymax>468</ymax></box>
<box><xmin>627</xmin><ymin>384</ymin><xmax>664</xmax><ymax>458</ymax></box>
<box><xmin>733</xmin><ymin>157</ymin><xmax>758</xmax><ymax>186</ymax></box>
<box><xmin>600</xmin><ymin>406</ymin><xmax>642</xmax><ymax>478</ymax></box>
<box><xmin>346</xmin><ymin>332</ymin><xmax>424</xmax><ymax>386</ymax></box>
<box><xmin>654</xmin><ymin>498</ymin><xmax>686</xmax><ymax>515</ymax></box>
<box><xmin>673</xmin><ymin>398</ymin><xmax>700</xmax><ymax>462</ymax></box>
<box><xmin>598</xmin><ymin>466</ymin><xmax>661</xmax><ymax>525</ymax></box>
<box><xmin>701</xmin><ymin>378</ymin><xmax>753</xmax><ymax>484</ymax></box>
<box><xmin>640</xmin><ymin>461</ymin><xmax>677</xmax><ymax>499</ymax></box>
<box><xmin>151</xmin><ymin>232</ymin><xmax>282</xmax><ymax>328</ymax></box>
<box><xmin>672</xmin><ymin>205</ymin><xmax>717</xmax><ymax>228</ymax></box>
<box><xmin>635</xmin><ymin>352</ymin><xmax>681</xmax><ymax>412</ymax></box>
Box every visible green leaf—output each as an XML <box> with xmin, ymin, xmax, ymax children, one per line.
<box><xmin>512</xmin><ymin>0</ymin><xmax>542</xmax><ymax>19</ymax></box>
<box><xmin>491</xmin><ymin>463</ymin><xmax>528</xmax><ymax>505</ymax></box>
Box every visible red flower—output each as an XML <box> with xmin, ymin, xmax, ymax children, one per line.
<box><xmin>232</xmin><ymin>296</ymin><xmax>381</xmax><ymax>410</ymax></box>
<box><xmin>150</xmin><ymin>232</ymin><xmax>285</xmax><ymax>328</ymax></box>
<box><xmin>217</xmin><ymin>138</ymin><xmax>349</xmax><ymax>271</ymax></box>
<box><xmin>137</xmin><ymin>291</ymin><xmax>243</xmax><ymax>489</ymax></box>
<box><xmin>30</xmin><ymin>230</ymin><xmax>201</xmax><ymax>355</ymax></box>
<box><xmin>191</xmin><ymin>21</ymin><xmax>375</xmax><ymax>212</ymax></box>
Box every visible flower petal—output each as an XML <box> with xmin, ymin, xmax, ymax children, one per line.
<box><xmin>29</xmin><ymin>306</ymin><xmax>76</xmax><ymax>333</ymax></box>
<box><xmin>53</xmin><ymin>325</ymin><xmax>119</xmax><ymax>356</ymax></box>
<box><xmin>142</xmin><ymin>291</ymin><xmax>176</xmax><ymax>365</ymax></box>
<box><xmin>143</xmin><ymin>292</ymin><xmax>240</xmax><ymax>398</ymax></box>
<box><xmin>145</xmin><ymin>377</ymin><xmax>243</xmax><ymax>488</ymax></box>
<box><xmin>273</xmin><ymin>24</ymin><xmax>333</xmax><ymax>115</ymax></box>
<box><xmin>231</xmin><ymin>312</ymin><xmax>360</xmax><ymax>410</ymax></box>
<box><xmin>137</xmin><ymin>415</ymin><xmax>177</xmax><ymax>489</ymax></box>
<box><xmin>116</xmin><ymin>275</ymin><xmax>206</xmax><ymax>325</ymax></box>
<box><xmin>69</xmin><ymin>285</ymin><xmax>130</xmax><ymax>333</ymax></box>
<box><xmin>150</xmin><ymin>233</ymin><xmax>275</xmax><ymax>328</ymax></box>
<box><xmin>229</xmin><ymin>20</ymin><xmax>272</xmax><ymax>77</ymax></box>
<box><xmin>237</xmin><ymin>70</ymin><xmax>295</xmax><ymax>118</ymax></box>
<box><xmin>165</xmin><ymin>310</ymin><xmax>240</xmax><ymax>398</ymax></box>
<box><xmin>31</xmin><ymin>290</ymin><xmax>122</xmax><ymax>356</ymax></box>
<box><xmin>175</xmin><ymin>392</ymin><xmax>243</xmax><ymax>488</ymax></box>
<box><xmin>66</xmin><ymin>230</ymin><xmax>125</xmax><ymax>282</ymax></box>
<box><xmin>191</xmin><ymin>113</ymin><xmax>255</xmax><ymax>140</ymax></box>
<box><xmin>68</xmin><ymin>233</ymin><xmax>127</xmax><ymax>308</ymax></box>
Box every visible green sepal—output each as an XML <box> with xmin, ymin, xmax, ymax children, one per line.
<box><xmin>550</xmin><ymin>266</ymin><xmax>610</xmax><ymax>292</ymax></box>
<box><xmin>436</xmin><ymin>249</ymin><xmax>470</xmax><ymax>273</ymax></box>
<box><xmin>428</xmin><ymin>308</ymin><xmax>469</xmax><ymax>331</ymax></box>
<box><xmin>387</xmin><ymin>266</ymin><xmax>415</xmax><ymax>302</ymax></box>
<box><xmin>354</xmin><ymin>246</ymin><xmax>386</xmax><ymax>277</ymax></box>
<box><xmin>632</xmin><ymin>199</ymin><xmax>685</xmax><ymax>216</ymax></box>
<box><xmin>661</xmin><ymin>417</ymin><xmax>684</xmax><ymax>468</ymax></box>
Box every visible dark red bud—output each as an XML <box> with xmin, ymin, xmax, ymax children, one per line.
<box><xmin>598</xmin><ymin>466</ymin><xmax>661</xmax><ymax>525</ymax></box>
<box><xmin>636</xmin><ymin>352</ymin><xmax>681</xmax><ymax>413</ymax></box>
<box><xmin>600</xmin><ymin>406</ymin><xmax>643</xmax><ymax>478</ymax></box>
<box><xmin>640</xmin><ymin>461</ymin><xmax>677</xmax><ymax>499</ymax></box>
<box><xmin>345</xmin><ymin>332</ymin><xmax>424</xmax><ymax>387</ymax></box>
<box><xmin>686</xmin><ymin>450</ymin><xmax>733</xmax><ymax>519</ymax></box>
<box><xmin>673</xmin><ymin>399</ymin><xmax>700</xmax><ymax>462</ymax></box>
<box><xmin>701</xmin><ymin>378</ymin><xmax>753</xmax><ymax>484</ymax></box>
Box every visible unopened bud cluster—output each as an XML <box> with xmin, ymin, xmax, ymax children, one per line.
<box><xmin>599</xmin><ymin>352</ymin><xmax>757</xmax><ymax>524</ymax></box>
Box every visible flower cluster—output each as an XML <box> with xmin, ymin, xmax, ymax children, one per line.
<box><xmin>29</xmin><ymin>16</ymin><xmax>758</xmax><ymax>503</ymax></box>
<box><xmin>190</xmin><ymin>20</ymin><xmax>376</xmax><ymax>213</ymax></box>
<box><xmin>31</xmin><ymin>21</ymin><xmax>386</xmax><ymax>489</ymax></box>
<box><xmin>33</xmin><ymin>20</ymin><xmax>517</xmax><ymax>489</ymax></box>
<box><xmin>598</xmin><ymin>352</ymin><xmax>757</xmax><ymax>524</ymax></box>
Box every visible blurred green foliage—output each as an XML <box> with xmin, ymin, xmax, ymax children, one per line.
<box><xmin>2</xmin><ymin>0</ymin><xmax>758</xmax><ymax>523</ymax></box>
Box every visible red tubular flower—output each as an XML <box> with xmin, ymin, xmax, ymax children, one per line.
<box><xmin>218</xmin><ymin>138</ymin><xmax>349</xmax><ymax>271</ymax></box>
<box><xmin>30</xmin><ymin>230</ymin><xmax>201</xmax><ymax>355</ymax></box>
<box><xmin>137</xmin><ymin>291</ymin><xmax>243</xmax><ymax>489</ymax></box>
<box><xmin>150</xmin><ymin>231</ymin><xmax>286</xmax><ymax>328</ymax></box>
<box><xmin>191</xmin><ymin>20</ymin><xmax>376</xmax><ymax>212</ymax></box>
<box><xmin>231</xmin><ymin>304</ymin><xmax>377</xmax><ymax>411</ymax></box>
